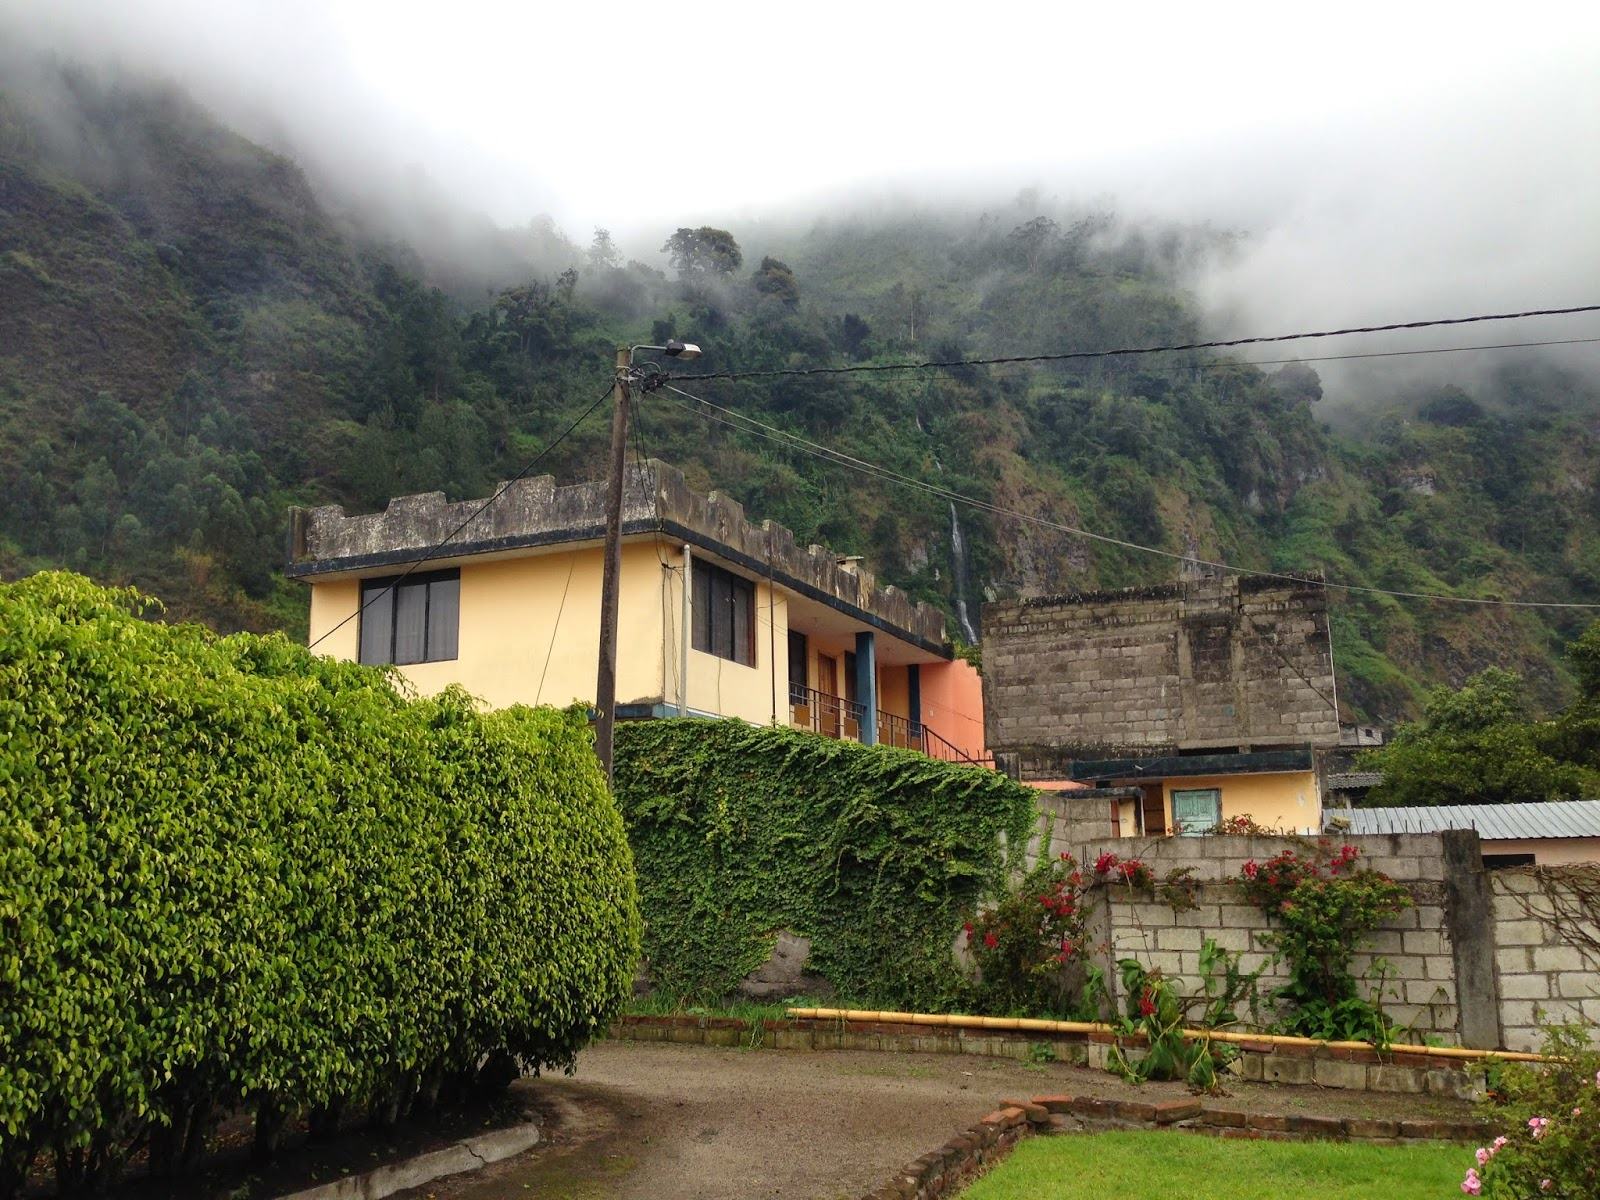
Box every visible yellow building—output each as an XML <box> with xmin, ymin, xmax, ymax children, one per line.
<box><xmin>287</xmin><ymin>461</ymin><xmax>987</xmax><ymax>761</ymax></box>
<box><xmin>1062</xmin><ymin>749</ymin><xmax>1324</xmax><ymax>837</ymax></box>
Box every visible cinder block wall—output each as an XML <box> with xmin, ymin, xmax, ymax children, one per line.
<box><xmin>983</xmin><ymin>576</ymin><xmax>1340</xmax><ymax>768</ymax></box>
<box><xmin>1489</xmin><ymin>869</ymin><xmax>1600</xmax><ymax>1052</ymax></box>
<box><xmin>1063</xmin><ymin>833</ymin><xmax>1466</xmax><ymax>1042</ymax></box>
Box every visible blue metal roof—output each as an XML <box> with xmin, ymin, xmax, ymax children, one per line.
<box><xmin>1346</xmin><ymin>800</ymin><xmax>1600</xmax><ymax>840</ymax></box>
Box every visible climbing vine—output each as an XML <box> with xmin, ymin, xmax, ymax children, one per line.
<box><xmin>613</xmin><ymin>719</ymin><xmax>1036</xmax><ymax>1009</ymax></box>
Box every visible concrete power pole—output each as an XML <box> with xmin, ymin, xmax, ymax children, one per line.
<box><xmin>594</xmin><ymin>346</ymin><xmax>631</xmax><ymax>783</ymax></box>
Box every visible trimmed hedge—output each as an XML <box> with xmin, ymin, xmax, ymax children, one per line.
<box><xmin>614</xmin><ymin>719</ymin><xmax>1036</xmax><ymax>1009</ymax></box>
<box><xmin>0</xmin><ymin>573</ymin><xmax>640</xmax><ymax>1195</ymax></box>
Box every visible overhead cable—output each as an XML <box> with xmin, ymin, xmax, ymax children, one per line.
<box><xmin>668</xmin><ymin>305</ymin><xmax>1600</xmax><ymax>383</ymax></box>
<box><xmin>657</xmin><ymin>382</ymin><xmax>1600</xmax><ymax>612</ymax></box>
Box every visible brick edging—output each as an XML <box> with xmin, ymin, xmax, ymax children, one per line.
<box><xmin>857</xmin><ymin>1093</ymin><xmax>1493</xmax><ymax>1200</ymax></box>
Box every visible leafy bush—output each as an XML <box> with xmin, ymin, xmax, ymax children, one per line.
<box><xmin>1466</xmin><ymin>1023</ymin><xmax>1600</xmax><ymax>1200</ymax></box>
<box><xmin>1235</xmin><ymin>843</ymin><xmax>1412</xmax><ymax>1041</ymax></box>
<box><xmin>967</xmin><ymin>852</ymin><xmax>1096</xmax><ymax>1018</ymax></box>
<box><xmin>1108</xmin><ymin>938</ymin><xmax>1260</xmax><ymax>1092</ymax></box>
<box><xmin>0</xmin><ymin>572</ymin><xmax>639</xmax><ymax>1195</ymax></box>
<box><xmin>613</xmin><ymin>718</ymin><xmax>1035</xmax><ymax>1010</ymax></box>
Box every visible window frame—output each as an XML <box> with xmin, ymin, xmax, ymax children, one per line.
<box><xmin>357</xmin><ymin>568</ymin><xmax>460</xmax><ymax>666</ymax></box>
<box><xmin>691</xmin><ymin>559</ymin><xmax>756</xmax><ymax>667</ymax></box>
<box><xmin>1170</xmin><ymin>787</ymin><xmax>1222</xmax><ymax>837</ymax></box>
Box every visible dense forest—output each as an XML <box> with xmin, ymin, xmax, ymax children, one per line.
<box><xmin>3</xmin><ymin>64</ymin><xmax>1598</xmax><ymax>721</ymax></box>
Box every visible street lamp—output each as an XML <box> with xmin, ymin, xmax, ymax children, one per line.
<box><xmin>594</xmin><ymin>338</ymin><xmax>701</xmax><ymax>784</ymax></box>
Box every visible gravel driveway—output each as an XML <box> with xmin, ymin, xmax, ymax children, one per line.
<box><xmin>406</xmin><ymin>1040</ymin><xmax>1472</xmax><ymax>1200</ymax></box>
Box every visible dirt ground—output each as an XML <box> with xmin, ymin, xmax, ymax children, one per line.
<box><xmin>405</xmin><ymin>1040</ymin><xmax>1475</xmax><ymax>1200</ymax></box>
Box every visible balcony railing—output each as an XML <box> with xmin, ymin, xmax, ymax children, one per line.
<box><xmin>791</xmin><ymin>683</ymin><xmax>979</xmax><ymax>765</ymax></box>
<box><xmin>789</xmin><ymin>682</ymin><xmax>865</xmax><ymax>741</ymax></box>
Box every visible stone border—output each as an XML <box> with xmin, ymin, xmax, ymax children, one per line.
<box><xmin>858</xmin><ymin>1093</ymin><xmax>1492</xmax><ymax>1200</ymax></box>
<box><xmin>273</xmin><ymin>1120</ymin><xmax>541</xmax><ymax>1200</ymax></box>
<box><xmin>611</xmin><ymin>1015</ymin><xmax>1484</xmax><ymax>1099</ymax></box>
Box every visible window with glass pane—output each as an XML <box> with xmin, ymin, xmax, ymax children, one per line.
<box><xmin>691</xmin><ymin>559</ymin><xmax>754</xmax><ymax>665</ymax></box>
<box><xmin>357</xmin><ymin>569</ymin><xmax>460</xmax><ymax>665</ymax></box>
<box><xmin>1171</xmin><ymin>788</ymin><xmax>1221</xmax><ymax>836</ymax></box>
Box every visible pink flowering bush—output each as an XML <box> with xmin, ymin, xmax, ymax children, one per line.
<box><xmin>1467</xmin><ymin>1023</ymin><xmax>1600</xmax><ymax>1200</ymax></box>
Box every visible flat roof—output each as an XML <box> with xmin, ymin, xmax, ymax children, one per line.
<box><xmin>1067</xmin><ymin>746</ymin><xmax>1315</xmax><ymax>783</ymax></box>
<box><xmin>286</xmin><ymin>459</ymin><xmax>950</xmax><ymax>656</ymax></box>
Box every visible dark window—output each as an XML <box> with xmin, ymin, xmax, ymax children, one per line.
<box><xmin>1483</xmin><ymin>853</ymin><xmax>1537</xmax><ymax>869</ymax></box>
<box><xmin>358</xmin><ymin>570</ymin><xmax>460</xmax><ymax>665</ymax></box>
<box><xmin>692</xmin><ymin>559</ymin><xmax>755</xmax><ymax>665</ymax></box>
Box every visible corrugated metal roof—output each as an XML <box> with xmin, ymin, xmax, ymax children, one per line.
<box><xmin>1328</xmin><ymin>772</ymin><xmax>1384</xmax><ymax>790</ymax></box>
<box><xmin>1346</xmin><ymin>800</ymin><xmax>1600</xmax><ymax>840</ymax></box>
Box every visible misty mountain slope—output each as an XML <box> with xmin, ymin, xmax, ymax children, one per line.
<box><xmin>1</xmin><ymin>69</ymin><xmax>1596</xmax><ymax>720</ymax></box>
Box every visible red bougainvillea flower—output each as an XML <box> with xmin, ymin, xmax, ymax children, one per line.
<box><xmin>1138</xmin><ymin>988</ymin><xmax>1158</xmax><ymax>1017</ymax></box>
<box><xmin>1242</xmin><ymin>860</ymin><xmax>1259</xmax><ymax>880</ymax></box>
<box><xmin>983</xmin><ymin>930</ymin><xmax>999</xmax><ymax>949</ymax></box>
<box><xmin>1094</xmin><ymin>852</ymin><xmax>1119</xmax><ymax>875</ymax></box>
<box><xmin>963</xmin><ymin>921</ymin><xmax>973</xmax><ymax>935</ymax></box>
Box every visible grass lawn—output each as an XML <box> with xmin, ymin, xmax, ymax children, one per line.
<box><xmin>958</xmin><ymin>1131</ymin><xmax>1465</xmax><ymax>1200</ymax></box>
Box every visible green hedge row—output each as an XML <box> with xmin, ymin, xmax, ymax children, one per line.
<box><xmin>614</xmin><ymin>718</ymin><xmax>1035</xmax><ymax>1009</ymax></box>
<box><xmin>0</xmin><ymin>573</ymin><xmax>640</xmax><ymax>1195</ymax></box>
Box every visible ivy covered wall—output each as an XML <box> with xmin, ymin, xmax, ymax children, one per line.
<box><xmin>614</xmin><ymin>720</ymin><xmax>1037</xmax><ymax>1009</ymax></box>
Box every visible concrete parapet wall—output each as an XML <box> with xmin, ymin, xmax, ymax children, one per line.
<box><xmin>288</xmin><ymin>459</ymin><xmax>949</xmax><ymax>651</ymax></box>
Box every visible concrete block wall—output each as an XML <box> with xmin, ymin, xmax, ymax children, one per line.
<box><xmin>983</xmin><ymin>576</ymin><xmax>1340</xmax><ymax>760</ymax></box>
<box><xmin>1066</xmin><ymin>833</ymin><xmax>1464</xmax><ymax>1041</ymax></box>
<box><xmin>1489</xmin><ymin>869</ymin><xmax>1600</xmax><ymax>1052</ymax></box>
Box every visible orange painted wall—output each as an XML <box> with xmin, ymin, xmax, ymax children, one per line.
<box><xmin>918</xmin><ymin>659</ymin><xmax>988</xmax><ymax>762</ymax></box>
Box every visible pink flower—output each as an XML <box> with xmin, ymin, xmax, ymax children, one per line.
<box><xmin>1475</xmin><ymin>1148</ymin><xmax>1490</xmax><ymax>1165</ymax></box>
<box><xmin>1492</xmin><ymin>1136</ymin><xmax>1508</xmax><ymax>1149</ymax></box>
<box><xmin>1528</xmin><ymin>1116</ymin><xmax>1549</xmax><ymax>1138</ymax></box>
<box><xmin>1461</xmin><ymin>1169</ymin><xmax>1481</xmax><ymax>1196</ymax></box>
<box><xmin>1540</xmin><ymin>1182</ymin><xmax>1552</xmax><ymax>1193</ymax></box>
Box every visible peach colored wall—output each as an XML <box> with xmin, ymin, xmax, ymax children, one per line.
<box><xmin>878</xmin><ymin>663</ymin><xmax>911</xmax><ymax>721</ymax></box>
<box><xmin>918</xmin><ymin>659</ymin><xmax>987</xmax><ymax>762</ymax></box>
<box><xmin>1482</xmin><ymin>838</ymin><xmax>1600</xmax><ymax>865</ymax></box>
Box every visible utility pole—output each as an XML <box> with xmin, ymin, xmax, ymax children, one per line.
<box><xmin>594</xmin><ymin>346</ymin><xmax>630</xmax><ymax>783</ymax></box>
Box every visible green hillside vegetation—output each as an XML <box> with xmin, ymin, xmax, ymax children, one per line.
<box><xmin>2</xmin><ymin>65</ymin><xmax>1598</xmax><ymax>720</ymax></box>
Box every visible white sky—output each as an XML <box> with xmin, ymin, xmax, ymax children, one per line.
<box><xmin>7</xmin><ymin>0</ymin><xmax>1600</xmax><ymax>348</ymax></box>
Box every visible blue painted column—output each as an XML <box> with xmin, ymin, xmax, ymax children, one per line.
<box><xmin>855</xmin><ymin>631</ymin><xmax>878</xmax><ymax>746</ymax></box>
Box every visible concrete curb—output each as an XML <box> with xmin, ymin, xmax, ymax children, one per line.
<box><xmin>274</xmin><ymin>1119</ymin><xmax>542</xmax><ymax>1200</ymax></box>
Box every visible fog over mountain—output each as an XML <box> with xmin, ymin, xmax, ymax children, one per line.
<box><xmin>3</xmin><ymin>0</ymin><xmax>1600</xmax><ymax>717</ymax></box>
<box><xmin>7</xmin><ymin>0</ymin><xmax>1599</xmax><ymax>407</ymax></box>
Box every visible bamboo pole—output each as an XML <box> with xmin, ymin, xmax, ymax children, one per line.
<box><xmin>784</xmin><ymin>1007</ymin><xmax>1550</xmax><ymax>1063</ymax></box>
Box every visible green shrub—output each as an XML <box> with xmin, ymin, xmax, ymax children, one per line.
<box><xmin>0</xmin><ymin>572</ymin><xmax>639</xmax><ymax>1195</ymax></box>
<box><xmin>613</xmin><ymin>718</ymin><xmax>1035</xmax><ymax>1009</ymax></box>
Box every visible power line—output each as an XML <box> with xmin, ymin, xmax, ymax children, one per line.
<box><xmin>668</xmin><ymin>305</ymin><xmax>1600</xmax><ymax>383</ymax></box>
<box><xmin>306</xmin><ymin>383</ymin><xmax>613</xmax><ymax>653</ymax></box>
<box><xmin>657</xmin><ymin>382</ymin><xmax>1600</xmax><ymax>612</ymax></box>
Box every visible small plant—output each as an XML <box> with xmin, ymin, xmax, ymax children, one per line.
<box><xmin>968</xmin><ymin>852</ymin><xmax>1097</xmax><ymax>1018</ymax></box>
<box><xmin>1465</xmin><ymin>1022</ymin><xmax>1600</xmax><ymax>1199</ymax></box>
<box><xmin>1025</xmin><ymin>1041</ymin><xmax>1058</xmax><ymax>1068</ymax></box>
<box><xmin>1093</xmin><ymin>851</ymin><xmax>1200</xmax><ymax>912</ymax></box>
<box><xmin>1234</xmin><ymin>842</ymin><xmax>1411</xmax><ymax>1040</ymax></box>
<box><xmin>1107</xmin><ymin>937</ymin><xmax>1260</xmax><ymax>1092</ymax></box>
<box><xmin>1207</xmin><ymin>813</ymin><xmax>1281</xmax><ymax>836</ymax></box>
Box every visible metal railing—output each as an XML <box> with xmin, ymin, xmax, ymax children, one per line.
<box><xmin>789</xmin><ymin>684</ymin><xmax>983</xmax><ymax>765</ymax></box>
<box><xmin>789</xmin><ymin>682</ymin><xmax>865</xmax><ymax>741</ymax></box>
